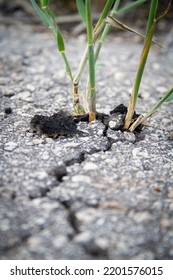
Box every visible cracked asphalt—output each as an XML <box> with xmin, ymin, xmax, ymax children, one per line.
<box><xmin>0</xmin><ymin>18</ymin><xmax>173</xmax><ymax>259</ymax></box>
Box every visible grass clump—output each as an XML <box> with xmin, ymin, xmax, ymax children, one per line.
<box><xmin>30</xmin><ymin>0</ymin><xmax>118</xmax><ymax>118</ymax></box>
<box><xmin>122</xmin><ymin>0</ymin><xmax>173</xmax><ymax>131</ymax></box>
<box><xmin>30</xmin><ymin>0</ymin><xmax>173</xmax><ymax>130</ymax></box>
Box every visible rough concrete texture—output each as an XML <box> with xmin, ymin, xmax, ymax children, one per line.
<box><xmin>0</xmin><ymin>21</ymin><xmax>173</xmax><ymax>260</ymax></box>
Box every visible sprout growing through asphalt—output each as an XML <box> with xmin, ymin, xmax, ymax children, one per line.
<box><xmin>30</xmin><ymin>0</ymin><xmax>116</xmax><ymax>118</ymax></box>
<box><xmin>123</xmin><ymin>0</ymin><xmax>172</xmax><ymax>131</ymax></box>
<box><xmin>30</xmin><ymin>0</ymin><xmax>148</xmax><ymax>121</ymax></box>
<box><xmin>109</xmin><ymin>0</ymin><xmax>172</xmax><ymax>131</ymax></box>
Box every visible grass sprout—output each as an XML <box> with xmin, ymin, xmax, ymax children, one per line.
<box><xmin>30</xmin><ymin>0</ymin><xmax>172</xmax><ymax>128</ymax></box>
<box><xmin>30</xmin><ymin>0</ymin><xmax>117</xmax><ymax>117</ymax></box>
<box><xmin>86</xmin><ymin>0</ymin><xmax>95</xmax><ymax>121</ymax></box>
<box><xmin>129</xmin><ymin>87</ymin><xmax>173</xmax><ymax>132</ymax></box>
<box><xmin>124</xmin><ymin>0</ymin><xmax>171</xmax><ymax>130</ymax></box>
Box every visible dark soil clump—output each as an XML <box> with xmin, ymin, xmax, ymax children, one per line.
<box><xmin>30</xmin><ymin>111</ymin><xmax>78</xmax><ymax>138</ymax></box>
<box><xmin>110</xmin><ymin>104</ymin><xmax>127</xmax><ymax>115</ymax></box>
<box><xmin>29</xmin><ymin>105</ymin><xmax>143</xmax><ymax>138</ymax></box>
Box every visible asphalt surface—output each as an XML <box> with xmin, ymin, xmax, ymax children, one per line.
<box><xmin>0</xmin><ymin>20</ymin><xmax>173</xmax><ymax>259</ymax></box>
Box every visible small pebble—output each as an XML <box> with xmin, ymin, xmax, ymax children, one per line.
<box><xmin>26</xmin><ymin>84</ymin><xmax>35</xmax><ymax>92</ymax></box>
<box><xmin>123</xmin><ymin>131</ymin><xmax>136</xmax><ymax>143</ymax></box>
<box><xmin>83</xmin><ymin>162</ymin><xmax>98</xmax><ymax>171</ymax></box>
<box><xmin>4</xmin><ymin>142</ymin><xmax>18</xmax><ymax>151</ymax></box>
<box><xmin>74</xmin><ymin>231</ymin><xmax>93</xmax><ymax>245</ymax></box>
<box><xmin>32</xmin><ymin>139</ymin><xmax>44</xmax><ymax>145</ymax></box>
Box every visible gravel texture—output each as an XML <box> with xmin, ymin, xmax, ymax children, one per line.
<box><xmin>0</xmin><ymin>20</ymin><xmax>173</xmax><ymax>260</ymax></box>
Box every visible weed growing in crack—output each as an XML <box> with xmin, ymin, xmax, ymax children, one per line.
<box><xmin>124</xmin><ymin>0</ymin><xmax>173</xmax><ymax>131</ymax></box>
<box><xmin>108</xmin><ymin>0</ymin><xmax>173</xmax><ymax>131</ymax></box>
<box><xmin>30</xmin><ymin>0</ymin><xmax>118</xmax><ymax>119</ymax></box>
<box><xmin>30</xmin><ymin>0</ymin><xmax>173</xmax><ymax>132</ymax></box>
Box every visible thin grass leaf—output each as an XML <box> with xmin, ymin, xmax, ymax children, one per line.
<box><xmin>76</xmin><ymin>0</ymin><xmax>86</xmax><ymax>24</ymax></box>
<box><xmin>94</xmin><ymin>0</ymin><xmax>114</xmax><ymax>31</ymax></box>
<box><xmin>124</xmin><ymin>1</ymin><xmax>171</xmax><ymax>129</ymax></box>
<box><xmin>145</xmin><ymin>0</ymin><xmax>158</xmax><ymax>40</ymax></box>
<box><xmin>30</xmin><ymin>0</ymin><xmax>50</xmax><ymax>27</ymax></box>
<box><xmin>30</xmin><ymin>0</ymin><xmax>74</xmax><ymax>102</ymax></box>
<box><xmin>117</xmin><ymin>0</ymin><xmax>147</xmax><ymax>14</ymax></box>
<box><xmin>124</xmin><ymin>20</ymin><xmax>156</xmax><ymax>129</ymax></box>
<box><xmin>106</xmin><ymin>16</ymin><xmax>162</xmax><ymax>47</ymax></box>
<box><xmin>94</xmin><ymin>0</ymin><xmax>121</xmax><ymax>62</ymax></box>
<box><xmin>165</xmin><ymin>91</ymin><xmax>173</xmax><ymax>102</ymax></box>
<box><xmin>130</xmin><ymin>87</ymin><xmax>173</xmax><ymax>131</ymax></box>
<box><xmin>73</xmin><ymin>0</ymin><xmax>116</xmax><ymax>86</ymax></box>
<box><xmin>86</xmin><ymin>0</ymin><xmax>95</xmax><ymax>120</ymax></box>
<box><xmin>156</xmin><ymin>0</ymin><xmax>172</xmax><ymax>21</ymax></box>
<box><xmin>133</xmin><ymin>19</ymin><xmax>156</xmax><ymax>107</ymax></box>
<box><xmin>61</xmin><ymin>52</ymin><xmax>73</xmax><ymax>81</ymax></box>
<box><xmin>148</xmin><ymin>87</ymin><xmax>173</xmax><ymax>111</ymax></box>
<box><xmin>46</xmin><ymin>6</ymin><xmax>57</xmax><ymax>27</ymax></box>
<box><xmin>44</xmin><ymin>8</ymin><xmax>57</xmax><ymax>37</ymax></box>
<box><xmin>57</xmin><ymin>30</ymin><xmax>65</xmax><ymax>52</ymax></box>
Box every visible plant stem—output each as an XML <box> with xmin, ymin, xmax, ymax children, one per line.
<box><xmin>86</xmin><ymin>0</ymin><xmax>95</xmax><ymax>121</ymax></box>
<box><xmin>124</xmin><ymin>1</ymin><xmax>158</xmax><ymax>129</ymax></box>
<box><xmin>145</xmin><ymin>0</ymin><xmax>158</xmax><ymax>40</ymax></box>
<box><xmin>95</xmin><ymin>0</ymin><xmax>121</xmax><ymax>62</ymax></box>
<box><xmin>83</xmin><ymin>1</ymin><xmax>121</xmax><ymax>112</ymax></box>
<box><xmin>72</xmin><ymin>0</ymin><xmax>115</xmax><ymax>114</ymax></box>
<box><xmin>94</xmin><ymin>0</ymin><xmax>115</xmax><ymax>31</ymax></box>
<box><xmin>61</xmin><ymin>51</ymin><xmax>73</xmax><ymax>82</ymax></box>
<box><xmin>129</xmin><ymin>87</ymin><xmax>173</xmax><ymax>131</ymax></box>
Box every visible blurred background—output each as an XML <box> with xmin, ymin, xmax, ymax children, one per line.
<box><xmin>0</xmin><ymin>0</ymin><xmax>172</xmax><ymax>35</ymax></box>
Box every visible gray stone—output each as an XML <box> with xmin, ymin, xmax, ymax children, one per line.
<box><xmin>108</xmin><ymin>114</ymin><xmax>124</xmax><ymax>130</ymax></box>
<box><xmin>123</xmin><ymin>131</ymin><xmax>136</xmax><ymax>143</ymax></box>
<box><xmin>4</xmin><ymin>142</ymin><xmax>18</xmax><ymax>151</ymax></box>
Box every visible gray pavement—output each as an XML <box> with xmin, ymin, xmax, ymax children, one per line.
<box><xmin>0</xmin><ymin>22</ymin><xmax>173</xmax><ymax>259</ymax></box>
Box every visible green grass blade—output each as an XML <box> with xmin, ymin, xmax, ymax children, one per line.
<box><xmin>165</xmin><ymin>91</ymin><xmax>173</xmax><ymax>102</ymax></box>
<box><xmin>117</xmin><ymin>0</ymin><xmax>147</xmax><ymax>14</ymax></box>
<box><xmin>149</xmin><ymin>87</ymin><xmax>173</xmax><ymax>110</ymax></box>
<box><xmin>30</xmin><ymin>0</ymin><xmax>73</xmax><ymax>96</ymax></box>
<box><xmin>94</xmin><ymin>0</ymin><xmax>114</xmax><ymax>31</ymax></box>
<box><xmin>124</xmin><ymin>20</ymin><xmax>156</xmax><ymax>129</ymax></box>
<box><xmin>61</xmin><ymin>52</ymin><xmax>73</xmax><ymax>81</ymax></box>
<box><xmin>94</xmin><ymin>0</ymin><xmax>121</xmax><ymax>62</ymax></box>
<box><xmin>86</xmin><ymin>0</ymin><xmax>95</xmax><ymax>119</ymax></box>
<box><xmin>57</xmin><ymin>29</ymin><xmax>65</xmax><ymax>52</ymax></box>
<box><xmin>73</xmin><ymin>0</ymin><xmax>118</xmax><ymax>86</ymax></box>
<box><xmin>76</xmin><ymin>0</ymin><xmax>86</xmax><ymax>24</ymax></box>
<box><xmin>30</xmin><ymin>0</ymin><xmax>50</xmax><ymax>27</ymax></box>
<box><xmin>133</xmin><ymin>21</ymin><xmax>156</xmax><ymax>106</ymax></box>
<box><xmin>86</xmin><ymin>0</ymin><xmax>93</xmax><ymax>45</ymax></box>
<box><xmin>124</xmin><ymin>1</ymin><xmax>171</xmax><ymax>129</ymax></box>
<box><xmin>44</xmin><ymin>8</ymin><xmax>58</xmax><ymax>37</ymax></box>
<box><xmin>145</xmin><ymin>0</ymin><xmax>158</xmax><ymax>40</ymax></box>
<box><xmin>129</xmin><ymin>87</ymin><xmax>173</xmax><ymax>131</ymax></box>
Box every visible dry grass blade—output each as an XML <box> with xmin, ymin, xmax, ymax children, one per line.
<box><xmin>106</xmin><ymin>16</ymin><xmax>163</xmax><ymax>48</ymax></box>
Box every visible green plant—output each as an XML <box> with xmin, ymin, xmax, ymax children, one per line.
<box><xmin>122</xmin><ymin>0</ymin><xmax>172</xmax><ymax>131</ymax></box>
<box><xmin>129</xmin><ymin>87</ymin><xmax>173</xmax><ymax>131</ymax></box>
<box><xmin>30</xmin><ymin>0</ymin><xmax>146</xmax><ymax>121</ymax></box>
<box><xmin>30</xmin><ymin>0</ymin><xmax>116</xmax><ymax>119</ymax></box>
<box><xmin>30</xmin><ymin>0</ymin><xmax>172</xmax><ymax>129</ymax></box>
